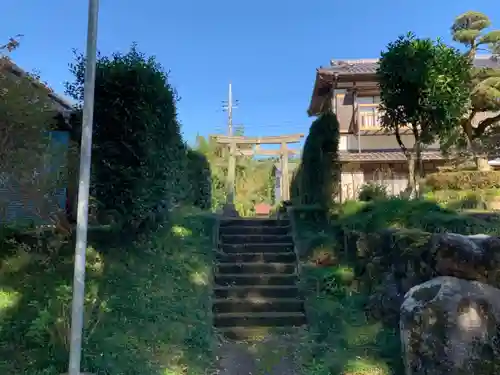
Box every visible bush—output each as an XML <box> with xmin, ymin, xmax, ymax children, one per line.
<box><xmin>187</xmin><ymin>149</ymin><xmax>212</xmax><ymax>210</ymax></box>
<box><xmin>338</xmin><ymin>197</ymin><xmax>499</xmax><ymax>235</ymax></box>
<box><xmin>292</xmin><ymin>112</ymin><xmax>340</xmax><ymax>207</ymax></box>
<box><xmin>424</xmin><ymin>189</ymin><xmax>500</xmax><ymax>210</ymax></box>
<box><xmin>358</xmin><ymin>182</ymin><xmax>388</xmax><ymax>201</ymax></box>
<box><xmin>425</xmin><ymin>171</ymin><xmax>500</xmax><ymax>190</ymax></box>
<box><xmin>66</xmin><ymin>45</ymin><xmax>192</xmax><ymax>227</ymax></box>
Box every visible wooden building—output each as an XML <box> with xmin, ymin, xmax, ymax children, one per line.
<box><xmin>307</xmin><ymin>56</ymin><xmax>500</xmax><ymax>201</ymax></box>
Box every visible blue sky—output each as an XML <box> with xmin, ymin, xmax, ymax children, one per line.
<box><xmin>2</xmin><ymin>1</ymin><xmax>499</xmax><ymax>146</ymax></box>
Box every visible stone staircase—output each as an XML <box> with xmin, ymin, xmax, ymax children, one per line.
<box><xmin>213</xmin><ymin>218</ymin><xmax>306</xmax><ymax>340</ymax></box>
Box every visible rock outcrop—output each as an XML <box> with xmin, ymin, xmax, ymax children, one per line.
<box><xmin>353</xmin><ymin>230</ymin><xmax>500</xmax><ymax>324</ymax></box>
<box><xmin>400</xmin><ymin>276</ymin><xmax>500</xmax><ymax>375</ymax></box>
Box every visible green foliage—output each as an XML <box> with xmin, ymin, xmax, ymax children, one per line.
<box><xmin>0</xmin><ymin>209</ymin><xmax>216</xmax><ymax>375</ymax></box>
<box><xmin>194</xmin><ymin>135</ymin><xmax>277</xmax><ymax>215</ymax></box>
<box><xmin>425</xmin><ymin>170</ymin><xmax>500</xmax><ymax>190</ymax></box>
<box><xmin>337</xmin><ymin>197</ymin><xmax>499</xmax><ymax>235</ymax></box>
<box><xmin>358</xmin><ymin>182</ymin><xmax>388</xmax><ymax>202</ymax></box>
<box><xmin>292</xmin><ymin>112</ymin><xmax>340</xmax><ymax>208</ymax></box>
<box><xmin>450</xmin><ymin>11</ymin><xmax>500</xmax><ymax>158</ymax></box>
<box><xmin>293</xmin><ymin>197</ymin><xmax>500</xmax><ymax>374</ymax></box>
<box><xmin>0</xmin><ymin>51</ymin><xmax>64</xmax><ymax>223</ymax></box>
<box><xmin>378</xmin><ymin>32</ymin><xmax>471</xmax><ymax>149</ymax></box>
<box><xmin>423</xmin><ymin>188</ymin><xmax>500</xmax><ymax>210</ymax></box>
<box><xmin>65</xmin><ymin>44</ymin><xmax>194</xmax><ymax>227</ymax></box>
<box><xmin>187</xmin><ymin>149</ymin><xmax>212</xmax><ymax>210</ymax></box>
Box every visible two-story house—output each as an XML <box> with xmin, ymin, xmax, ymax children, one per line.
<box><xmin>307</xmin><ymin>56</ymin><xmax>499</xmax><ymax>201</ymax></box>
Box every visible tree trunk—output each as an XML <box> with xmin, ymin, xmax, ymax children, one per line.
<box><xmin>476</xmin><ymin>155</ymin><xmax>491</xmax><ymax>171</ymax></box>
<box><xmin>407</xmin><ymin>152</ymin><xmax>417</xmax><ymax>198</ymax></box>
<box><xmin>470</xmin><ymin>140</ymin><xmax>491</xmax><ymax>171</ymax></box>
<box><xmin>414</xmin><ymin>141</ymin><xmax>423</xmax><ymax>197</ymax></box>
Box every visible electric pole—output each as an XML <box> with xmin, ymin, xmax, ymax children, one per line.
<box><xmin>222</xmin><ymin>82</ymin><xmax>239</xmax><ymax>136</ymax></box>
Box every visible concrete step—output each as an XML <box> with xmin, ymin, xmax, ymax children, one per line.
<box><xmin>220</xmin><ymin>219</ymin><xmax>291</xmax><ymax>227</ymax></box>
<box><xmin>214</xmin><ymin>311</ymin><xmax>306</xmax><ymax>328</ymax></box>
<box><xmin>220</xmin><ymin>225</ymin><xmax>290</xmax><ymax>236</ymax></box>
<box><xmin>221</xmin><ymin>234</ymin><xmax>293</xmax><ymax>245</ymax></box>
<box><xmin>214</xmin><ymin>285</ymin><xmax>300</xmax><ymax>299</ymax></box>
<box><xmin>221</xmin><ymin>243</ymin><xmax>294</xmax><ymax>254</ymax></box>
<box><xmin>215</xmin><ymin>273</ymin><xmax>297</xmax><ymax>287</ymax></box>
<box><xmin>216</xmin><ymin>262</ymin><xmax>296</xmax><ymax>275</ymax></box>
<box><xmin>213</xmin><ymin>298</ymin><xmax>304</xmax><ymax>314</ymax></box>
<box><xmin>216</xmin><ymin>326</ymin><xmax>302</xmax><ymax>341</ymax></box>
<box><xmin>216</xmin><ymin>252</ymin><xmax>296</xmax><ymax>264</ymax></box>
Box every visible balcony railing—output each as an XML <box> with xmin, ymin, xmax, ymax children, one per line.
<box><xmin>358</xmin><ymin>103</ymin><xmax>381</xmax><ymax>130</ymax></box>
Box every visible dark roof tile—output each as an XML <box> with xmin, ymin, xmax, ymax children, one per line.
<box><xmin>322</xmin><ymin>55</ymin><xmax>499</xmax><ymax>76</ymax></box>
<box><xmin>339</xmin><ymin>150</ymin><xmax>443</xmax><ymax>162</ymax></box>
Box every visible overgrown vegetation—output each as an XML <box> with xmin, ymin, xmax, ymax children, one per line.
<box><xmin>0</xmin><ymin>208</ymin><xmax>216</xmax><ymax>375</ymax></box>
<box><xmin>358</xmin><ymin>182</ymin><xmax>388</xmax><ymax>202</ymax></box>
<box><xmin>0</xmin><ymin>37</ymin><xmax>66</xmax><ymax>224</ymax></box>
<box><xmin>292</xmin><ymin>198</ymin><xmax>500</xmax><ymax>374</ymax></box>
<box><xmin>291</xmin><ymin>112</ymin><xmax>340</xmax><ymax>208</ymax></box>
<box><xmin>0</xmin><ymin>42</ymin><xmax>218</xmax><ymax>375</ymax></box>
<box><xmin>194</xmin><ymin>135</ymin><xmax>277</xmax><ymax>216</ymax></box>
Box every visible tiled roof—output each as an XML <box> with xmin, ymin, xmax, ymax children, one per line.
<box><xmin>339</xmin><ymin>150</ymin><xmax>443</xmax><ymax>162</ymax></box>
<box><xmin>321</xmin><ymin>55</ymin><xmax>499</xmax><ymax>76</ymax></box>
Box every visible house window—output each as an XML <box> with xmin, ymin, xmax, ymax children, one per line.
<box><xmin>358</xmin><ymin>96</ymin><xmax>381</xmax><ymax>129</ymax></box>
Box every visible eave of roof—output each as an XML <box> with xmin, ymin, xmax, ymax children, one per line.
<box><xmin>1</xmin><ymin>57</ymin><xmax>73</xmax><ymax>111</ymax></box>
<box><xmin>308</xmin><ymin>55</ymin><xmax>499</xmax><ymax>116</ymax></box>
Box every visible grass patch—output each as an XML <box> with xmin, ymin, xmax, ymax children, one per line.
<box><xmin>0</xmin><ymin>207</ymin><xmax>216</xmax><ymax>375</ymax></box>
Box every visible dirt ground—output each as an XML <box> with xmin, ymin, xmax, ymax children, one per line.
<box><xmin>214</xmin><ymin>333</ymin><xmax>302</xmax><ymax>375</ymax></box>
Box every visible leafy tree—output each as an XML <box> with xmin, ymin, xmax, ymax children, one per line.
<box><xmin>292</xmin><ymin>112</ymin><xmax>340</xmax><ymax>207</ymax></box>
<box><xmin>377</xmin><ymin>33</ymin><xmax>471</xmax><ymax>193</ymax></box>
<box><xmin>451</xmin><ymin>11</ymin><xmax>500</xmax><ymax>169</ymax></box>
<box><xmin>65</xmin><ymin>44</ymin><xmax>191</xmax><ymax>227</ymax></box>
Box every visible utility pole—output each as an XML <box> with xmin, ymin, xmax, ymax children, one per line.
<box><xmin>68</xmin><ymin>0</ymin><xmax>99</xmax><ymax>374</ymax></box>
<box><xmin>222</xmin><ymin>82</ymin><xmax>239</xmax><ymax>136</ymax></box>
<box><xmin>228</xmin><ymin>83</ymin><xmax>233</xmax><ymax>135</ymax></box>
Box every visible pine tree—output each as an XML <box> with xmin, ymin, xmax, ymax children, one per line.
<box><xmin>451</xmin><ymin>11</ymin><xmax>500</xmax><ymax>169</ymax></box>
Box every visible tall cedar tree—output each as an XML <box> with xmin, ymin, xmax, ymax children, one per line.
<box><xmin>451</xmin><ymin>11</ymin><xmax>500</xmax><ymax>169</ymax></box>
<box><xmin>377</xmin><ymin>33</ymin><xmax>471</xmax><ymax>194</ymax></box>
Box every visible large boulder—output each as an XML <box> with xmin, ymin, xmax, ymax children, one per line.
<box><xmin>400</xmin><ymin>276</ymin><xmax>500</xmax><ymax>375</ymax></box>
<box><xmin>356</xmin><ymin>230</ymin><xmax>500</xmax><ymax>324</ymax></box>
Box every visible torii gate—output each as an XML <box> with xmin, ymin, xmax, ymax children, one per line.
<box><xmin>211</xmin><ymin>133</ymin><xmax>304</xmax><ymax>208</ymax></box>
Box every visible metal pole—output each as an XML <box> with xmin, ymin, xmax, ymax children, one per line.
<box><xmin>228</xmin><ymin>82</ymin><xmax>233</xmax><ymax>135</ymax></box>
<box><xmin>68</xmin><ymin>0</ymin><xmax>99</xmax><ymax>374</ymax></box>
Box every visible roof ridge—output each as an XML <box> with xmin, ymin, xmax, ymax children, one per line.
<box><xmin>330</xmin><ymin>58</ymin><xmax>379</xmax><ymax>66</ymax></box>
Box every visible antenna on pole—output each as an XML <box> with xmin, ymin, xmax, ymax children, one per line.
<box><xmin>222</xmin><ymin>82</ymin><xmax>239</xmax><ymax>136</ymax></box>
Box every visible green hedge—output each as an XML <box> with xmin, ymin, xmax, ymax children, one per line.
<box><xmin>291</xmin><ymin>112</ymin><xmax>340</xmax><ymax>207</ymax></box>
<box><xmin>425</xmin><ymin>171</ymin><xmax>500</xmax><ymax>190</ymax></box>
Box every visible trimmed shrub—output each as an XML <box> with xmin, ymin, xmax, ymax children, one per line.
<box><xmin>358</xmin><ymin>182</ymin><xmax>388</xmax><ymax>201</ymax></box>
<box><xmin>425</xmin><ymin>171</ymin><xmax>500</xmax><ymax>190</ymax></box>
<box><xmin>292</xmin><ymin>112</ymin><xmax>340</xmax><ymax>207</ymax></box>
<box><xmin>65</xmin><ymin>45</ymin><xmax>192</xmax><ymax>227</ymax></box>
